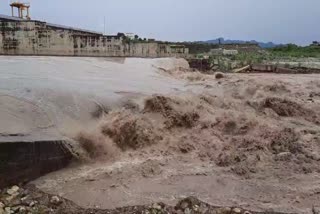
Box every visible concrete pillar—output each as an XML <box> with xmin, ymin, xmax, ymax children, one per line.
<box><xmin>11</xmin><ymin>6</ymin><xmax>14</xmax><ymax>17</ymax></box>
<box><xmin>18</xmin><ymin>8</ymin><xmax>22</xmax><ymax>18</ymax></box>
<box><xmin>21</xmin><ymin>8</ymin><xmax>24</xmax><ymax>18</ymax></box>
<box><xmin>27</xmin><ymin>8</ymin><xmax>30</xmax><ymax>19</ymax></box>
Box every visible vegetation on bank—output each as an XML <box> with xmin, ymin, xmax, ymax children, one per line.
<box><xmin>183</xmin><ymin>43</ymin><xmax>219</xmax><ymax>54</ymax></box>
<box><xmin>269</xmin><ymin>44</ymin><xmax>320</xmax><ymax>58</ymax></box>
<box><xmin>192</xmin><ymin>52</ymin><xmax>268</xmax><ymax>71</ymax></box>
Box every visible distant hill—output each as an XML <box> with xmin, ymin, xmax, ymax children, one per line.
<box><xmin>201</xmin><ymin>38</ymin><xmax>279</xmax><ymax>48</ymax></box>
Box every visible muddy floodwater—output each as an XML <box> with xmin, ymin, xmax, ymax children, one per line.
<box><xmin>1</xmin><ymin>56</ymin><xmax>320</xmax><ymax>214</ymax></box>
<box><xmin>0</xmin><ymin>56</ymin><xmax>192</xmax><ymax>142</ymax></box>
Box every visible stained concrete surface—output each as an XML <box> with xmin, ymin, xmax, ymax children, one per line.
<box><xmin>0</xmin><ymin>140</ymin><xmax>73</xmax><ymax>188</ymax></box>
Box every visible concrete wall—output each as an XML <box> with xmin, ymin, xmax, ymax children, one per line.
<box><xmin>210</xmin><ymin>48</ymin><xmax>239</xmax><ymax>56</ymax></box>
<box><xmin>220</xmin><ymin>43</ymin><xmax>260</xmax><ymax>53</ymax></box>
<box><xmin>0</xmin><ymin>18</ymin><xmax>189</xmax><ymax>58</ymax></box>
<box><xmin>0</xmin><ymin>140</ymin><xmax>73</xmax><ymax>188</ymax></box>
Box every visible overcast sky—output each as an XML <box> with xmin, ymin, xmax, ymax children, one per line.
<box><xmin>2</xmin><ymin>0</ymin><xmax>320</xmax><ymax>45</ymax></box>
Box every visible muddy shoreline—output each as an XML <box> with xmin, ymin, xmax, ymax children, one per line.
<box><xmin>0</xmin><ymin>184</ymin><xmax>298</xmax><ymax>214</ymax></box>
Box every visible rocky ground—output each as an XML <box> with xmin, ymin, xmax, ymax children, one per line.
<box><xmin>0</xmin><ymin>185</ymin><xmax>299</xmax><ymax>214</ymax></box>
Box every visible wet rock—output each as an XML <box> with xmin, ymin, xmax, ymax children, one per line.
<box><xmin>20</xmin><ymin>196</ymin><xmax>28</xmax><ymax>202</ymax></box>
<box><xmin>28</xmin><ymin>201</ymin><xmax>37</xmax><ymax>207</ymax></box>
<box><xmin>152</xmin><ymin>203</ymin><xmax>161</xmax><ymax>210</ymax></box>
<box><xmin>5</xmin><ymin>194</ymin><xmax>19</xmax><ymax>204</ymax></box>
<box><xmin>215</xmin><ymin>207</ymin><xmax>231</xmax><ymax>214</ymax></box>
<box><xmin>223</xmin><ymin>207</ymin><xmax>231</xmax><ymax>213</ymax></box>
<box><xmin>232</xmin><ymin>207</ymin><xmax>241</xmax><ymax>213</ymax></box>
<box><xmin>6</xmin><ymin>186</ymin><xmax>19</xmax><ymax>196</ymax></box>
<box><xmin>0</xmin><ymin>203</ymin><xmax>4</xmax><ymax>209</ymax></box>
<box><xmin>215</xmin><ymin>72</ymin><xmax>224</xmax><ymax>79</ymax></box>
<box><xmin>180</xmin><ymin>201</ymin><xmax>189</xmax><ymax>210</ymax></box>
<box><xmin>10</xmin><ymin>206</ymin><xmax>21</xmax><ymax>213</ymax></box>
<box><xmin>244</xmin><ymin>211</ymin><xmax>252</xmax><ymax>214</ymax></box>
<box><xmin>192</xmin><ymin>204</ymin><xmax>199</xmax><ymax>211</ymax></box>
<box><xmin>18</xmin><ymin>206</ymin><xmax>27</xmax><ymax>213</ymax></box>
<box><xmin>20</xmin><ymin>190</ymin><xmax>29</xmax><ymax>198</ymax></box>
<box><xmin>8</xmin><ymin>198</ymin><xmax>21</xmax><ymax>207</ymax></box>
<box><xmin>184</xmin><ymin>207</ymin><xmax>191</xmax><ymax>214</ymax></box>
<box><xmin>50</xmin><ymin>196</ymin><xmax>61</xmax><ymax>205</ymax></box>
<box><xmin>20</xmin><ymin>198</ymin><xmax>32</xmax><ymax>207</ymax></box>
<box><xmin>4</xmin><ymin>207</ymin><xmax>11</xmax><ymax>214</ymax></box>
<box><xmin>0</xmin><ymin>208</ymin><xmax>3</xmax><ymax>214</ymax></box>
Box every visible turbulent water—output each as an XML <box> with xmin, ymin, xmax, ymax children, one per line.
<box><xmin>0</xmin><ymin>56</ymin><xmax>190</xmax><ymax>142</ymax></box>
<box><xmin>34</xmin><ymin>68</ymin><xmax>320</xmax><ymax>213</ymax></box>
<box><xmin>2</xmin><ymin>56</ymin><xmax>320</xmax><ymax>213</ymax></box>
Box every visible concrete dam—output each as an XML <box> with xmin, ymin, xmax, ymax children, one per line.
<box><xmin>0</xmin><ymin>56</ymin><xmax>192</xmax><ymax>188</ymax></box>
<box><xmin>0</xmin><ymin>12</ymin><xmax>189</xmax><ymax>187</ymax></box>
<box><xmin>0</xmin><ymin>14</ymin><xmax>189</xmax><ymax>57</ymax></box>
